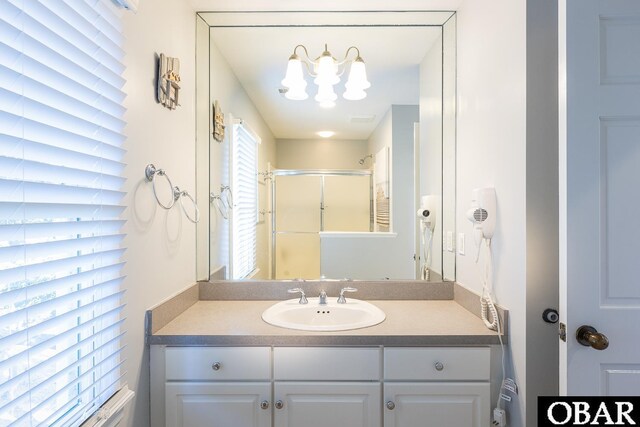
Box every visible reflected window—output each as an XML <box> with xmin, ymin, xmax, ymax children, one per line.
<box><xmin>231</xmin><ymin>121</ymin><xmax>260</xmax><ymax>279</ymax></box>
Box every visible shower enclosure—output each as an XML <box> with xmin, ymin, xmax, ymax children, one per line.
<box><xmin>271</xmin><ymin>169</ymin><xmax>373</xmax><ymax>279</ymax></box>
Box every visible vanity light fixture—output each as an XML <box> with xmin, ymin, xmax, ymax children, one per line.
<box><xmin>281</xmin><ymin>44</ymin><xmax>371</xmax><ymax>107</ymax></box>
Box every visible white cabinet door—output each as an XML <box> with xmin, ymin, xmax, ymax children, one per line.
<box><xmin>165</xmin><ymin>382</ymin><xmax>271</xmax><ymax>427</ymax></box>
<box><xmin>384</xmin><ymin>383</ymin><xmax>490</xmax><ymax>427</ymax></box>
<box><xmin>274</xmin><ymin>382</ymin><xmax>381</xmax><ymax>427</ymax></box>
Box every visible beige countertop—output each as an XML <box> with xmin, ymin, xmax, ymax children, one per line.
<box><xmin>149</xmin><ymin>299</ymin><xmax>503</xmax><ymax>346</ymax></box>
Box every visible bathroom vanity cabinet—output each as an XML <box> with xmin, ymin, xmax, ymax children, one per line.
<box><xmin>156</xmin><ymin>346</ymin><xmax>491</xmax><ymax>427</ymax></box>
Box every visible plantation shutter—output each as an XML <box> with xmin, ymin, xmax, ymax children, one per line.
<box><xmin>231</xmin><ymin>121</ymin><xmax>259</xmax><ymax>279</ymax></box>
<box><xmin>0</xmin><ymin>1</ymin><xmax>127</xmax><ymax>426</ymax></box>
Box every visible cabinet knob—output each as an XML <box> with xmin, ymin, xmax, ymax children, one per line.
<box><xmin>386</xmin><ymin>401</ymin><xmax>396</xmax><ymax>410</ymax></box>
<box><xmin>260</xmin><ymin>400</ymin><xmax>269</xmax><ymax>410</ymax></box>
<box><xmin>211</xmin><ymin>362</ymin><xmax>222</xmax><ymax>371</ymax></box>
<box><xmin>434</xmin><ymin>361</ymin><xmax>444</xmax><ymax>371</ymax></box>
<box><xmin>275</xmin><ymin>400</ymin><xmax>284</xmax><ymax>409</ymax></box>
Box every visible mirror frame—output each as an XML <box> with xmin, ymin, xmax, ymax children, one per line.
<box><xmin>195</xmin><ymin>10</ymin><xmax>457</xmax><ymax>282</ymax></box>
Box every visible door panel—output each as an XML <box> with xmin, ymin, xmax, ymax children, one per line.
<box><xmin>323</xmin><ymin>175</ymin><xmax>371</xmax><ymax>232</ymax></box>
<box><xmin>165</xmin><ymin>382</ymin><xmax>271</xmax><ymax>427</ymax></box>
<box><xmin>561</xmin><ymin>0</ymin><xmax>640</xmax><ymax>394</ymax></box>
<box><xmin>275</xmin><ymin>232</ymin><xmax>320</xmax><ymax>279</ymax></box>
<box><xmin>274</xmin><ymin>382</ymin><xmax>380</xmax><ymax>427</ymax></box>
<box><xmin>275</xmin><ymin>175</ymin><xmax>321</xmax><ymax>232</ymax></box>
<box><xmin>383</xmin><ymin>383</ymin><xmax>489</xmax><ymax>427</ymax></box>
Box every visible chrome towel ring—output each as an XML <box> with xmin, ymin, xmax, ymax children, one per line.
<box><xmin>220</xmin><ymin>185</ymin><xmax>233</xmax><ymax>211</ymax></box>
<box><xmin>173</xmin><ymin>186</ymin><xmax>200</xmax><ymax>223</ymax></box>
<box><xmin>210</xmin><ymin>192</ymin><xmax>229</xmax><ymax>219</ymax></box>
<box><xmin>145</xmin><ymin>163</ymin><xmax>175</xmax><ymax>209</ymax></box>
<box><xmin>145</xmin><ymin>164</ymin><xmax>200</xmax><ymax>223</ymax></box>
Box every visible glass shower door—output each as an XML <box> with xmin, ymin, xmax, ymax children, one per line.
<box><xmin>274</xmin><ymin>175</ymin><xmax>321</xmax><ymax>279</ymax></box>
<box><xmin>323</xmin><ymin>175</ymin><xmax>371</xmax><ymax>232</ymax></box>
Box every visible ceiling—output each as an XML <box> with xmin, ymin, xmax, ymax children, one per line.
<box><xmin>190</xmin><ymin>0</ymin><xmax>464</xmax><ymax>12</ymax></box>
<box><xmin>209</xmin><ymin>25</ymin><xmax>442</xmax><ymax>140</ymax></box>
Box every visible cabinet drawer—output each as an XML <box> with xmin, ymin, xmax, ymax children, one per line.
<box><xmin>384</xmin><ymin>347</ymin><xmax>490</xmax><ymax>381</ymax></box>
<box><xmin>274</xmin><ymin>347</ymin><xmax>381</xmax><ymax>380</ymax></box>
<box><xmin>165</xmin><ymin>347</ymin><xmax>271</xmax><ymax>380</ymax></box>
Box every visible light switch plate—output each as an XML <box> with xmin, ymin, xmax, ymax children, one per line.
<box><xmin>446</xmin><ymin>231</ymin><xmax>454</xmax><ymax>252</ymax></box>
<box><xmin>458</xmin><ymin>233</ymin><xmax>465</xmax><ymax>255</ymax></box>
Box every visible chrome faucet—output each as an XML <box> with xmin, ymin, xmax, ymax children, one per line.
<box><xmin>288</xmin><ymin>288</ymin><xmax>308</xmax><ymax>304</ymax></box>
<box><xmin>337</xmin><ymin>287</ymin><xmax>358</xmax><ymax>304</ymax></box>
<box><xmin>318</xmin><ymin>290</ymin><xmax>327</xmax><ymax>305</ymax></box>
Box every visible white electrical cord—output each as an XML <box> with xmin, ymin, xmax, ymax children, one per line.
<box><xmin>477</xmin><ymin>238</ymin><xmax>507</xmax><ymax>412</ymax></box>
<box><xmin>480</xmin><ymin>239</ymin><xmax>499</xmax><ymax>331</ymax></box>
<box><xmin>420</xmin><ymin>222</ymin><xmax>433</xmax><ymax>280</ymax></box>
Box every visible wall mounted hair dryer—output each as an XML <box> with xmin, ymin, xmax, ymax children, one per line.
<box><xmin>417</xmin><ymin>195</ymin><xmax>437</xmax><ymax>231</ymax></box>
<box><xmin>466</xmin><ymin>187</ymin><xmax>500</xmax><ymax>332</ymax></box>
<box><xmin>466</xmin><ymin>187</ymin><xmax>496</xmax><ymax>242</ymax></box>
<box><xmin>418</xmin><ymin>195</ymin><xmax>437</xmax><ymax>280</ymax></box>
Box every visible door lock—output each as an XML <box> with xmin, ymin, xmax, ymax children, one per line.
<box><xmin>542</xmin><ymin>308</ymin><xmax>559</xmax><ymax>324</ymax></box>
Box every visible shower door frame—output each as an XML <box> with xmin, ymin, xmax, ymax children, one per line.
<box><xmin>270</xmin><ymin>169</ymin><xmax>374</xmax><ymax>279</ymax></box>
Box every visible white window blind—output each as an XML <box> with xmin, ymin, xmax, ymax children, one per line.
<box><xmin>0</xmin><ymin>1</ymin><xmax>127</xmax><ymax>427</ymax></box>
<box><xmin>231</xmin><ymin>121</ymin><xmax>259</xmax><ymax>280</ymax></box>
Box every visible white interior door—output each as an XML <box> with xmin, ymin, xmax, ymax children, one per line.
<box><xmin>560</xmin><ymin>0</ymin><xmax>640</xmax><ymax>394</ymax></box>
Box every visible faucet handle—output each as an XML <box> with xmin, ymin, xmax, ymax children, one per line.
<box><xmin>287</xmin><ymin>288</ymin><xmax>308</xmax><ymax>304</ymax></box>
<box><xmin>337</xmin><ymin>287</ymin><xmax>358</xmax><ymax>304</ymax></box>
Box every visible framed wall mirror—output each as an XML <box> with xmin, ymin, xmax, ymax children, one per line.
<box><xmin>195</xmin><ymin>11</ymin><xmax>456</xmax><ymax>282</ymax></box>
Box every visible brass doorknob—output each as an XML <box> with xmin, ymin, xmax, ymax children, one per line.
<box><xmin>576</xmin><ymin>325</ymin><xmax>609</xmax><ymax>350</ymax></box>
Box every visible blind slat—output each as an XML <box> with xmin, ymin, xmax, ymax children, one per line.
<box><xmin>0</xmin><ymin>1</ymin><xmax>126</xmax><ymax>424</ymax></box>
<box><xmin>0</xmin><ymin>304</ymin><xmax>124</xmax><ymax>365</ymax></box>
<box><xmin>232</xmin><ymin>122</ymin><xmax>258</xmax><ymax>279</ymax></box>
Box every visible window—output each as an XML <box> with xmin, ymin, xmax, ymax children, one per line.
<box><xmin>0</xmin><ymin>1</ymin><xmax>127</xmax><ymax>426</ymax></box>
<box><xmin>230</xmin><ymin>120</ymin><xmax>260</xmax><ymax>279</ymax></box>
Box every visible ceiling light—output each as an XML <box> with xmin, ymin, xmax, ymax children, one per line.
<box><xmin>281</xmin><ymin>44</ymin><xmax>370</xmax><ymax>106</ymax></box>
<box><xmin>319</xmin><ymin>100</ymin><xmax>336</xmax><ymax>109</ymax></box>
<box><xmin>317</xmin><ymin>131</ymin><xmax>335</xmax><ymax>138</ymax></box>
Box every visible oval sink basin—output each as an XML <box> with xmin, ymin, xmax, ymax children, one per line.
<box><xmin>262</xmin><ymin>298</ymin><xmax>386</xmax><ymax>331</ymax></box>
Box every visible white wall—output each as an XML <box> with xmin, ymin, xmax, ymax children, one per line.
<box><xmin>442</xmin><ymin>16</ymin><xmax>457</xmax><ymax>281</ymax></box>
<box><xmin>390</xmin><ymin>105</ymin><xmax>420</xmax><ymax>276</ymax></box>
<box><xmin>276</xmin><ymin>139</ymin><xmax>369</xmax><ymax>170</ymax></box>
<box><xmin>320</xmin><ymin>233</ymin><xmax>403</xmax><ymax>279</ymax></box>
<box><xmin>368</xmin><ymin>109</ymin><xmax>393</xmax><ymax>232</ymax></box>
<box><xmin>121</xmin><ymin>1</ymin><xmax>197</xmax><ymax>426</ymax></box>
<box><xmin>456</xmin><ymin>1</ymin><xmax>527</xmax><ymax>426</ymax></box>
<box><xmin>525</xmin><ymin>0</ymin><xmax>559</xmax><ymax>425</ymax></box>
<box><xmin>419</xmin><ymin>31</ymin><xmax>444</xmax><ymax>277</ymax></box>
<box><xmin>209</xmin><ymin>36</ymin><xmax>277</xmax><ymax>280</ymax></box>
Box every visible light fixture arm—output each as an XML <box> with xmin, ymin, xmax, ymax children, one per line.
<box><xmin>291</xmin><ymin>44</ymin><xmax>364</xmax><ymax>77</ymax></box>
<box><xmin>338</xmin><ymin>46</ymin><xmax>362</xmax><ymax>65</ymax></box>
<box><xmin>292</xmin><ymin>44</ymin><xmax>312</xmax><ymax>62</ymax></box>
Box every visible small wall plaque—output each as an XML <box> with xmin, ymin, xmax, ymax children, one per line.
<box><xmin>213</xmin><ymin>100</ymin><xmax>225</xmax><ymax>143</ymax></box>
<box><xmin>157</xmin><ymin>53</ymin><xmax>181</xmax><ymax>110</ymax></box>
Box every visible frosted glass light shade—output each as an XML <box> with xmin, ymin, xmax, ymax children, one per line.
<box><xmin>345</xmin><ymin>59</ymin><xmax>371</xmax><ymax>90</ymax></box>
<box><xmin>315</xmin><ymin>83</ymin><xmax>337</xmax><ymax>103</ymax></box>
<box><xmin>343</xmin><ymin>86</ymin><xmax>367</xmax><ymax>101</ymax></box>
<box><xmin>281</xmin><ymin>57</ymin><xmax>305</xmax><ymax>89</ymax></box>
<box><xmin>314</xmin><ymin>55</ymin><xmax>339</xmax><ymax>86</ymax></box>
<box><xmin>285</xmin><ymin>83</ymin><xmax>308</xmax><ymax>100</ymax></box>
